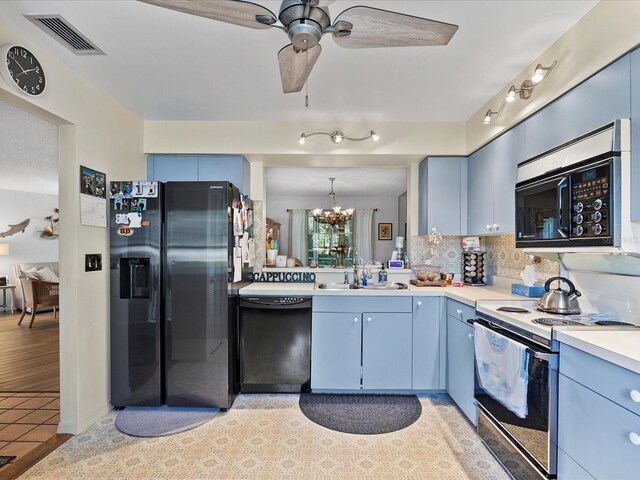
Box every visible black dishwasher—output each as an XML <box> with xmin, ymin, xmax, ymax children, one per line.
<box><xmin>239</xmin><ymin>296</ymin><xmax>311</xmax><ymax>393</ymax></box>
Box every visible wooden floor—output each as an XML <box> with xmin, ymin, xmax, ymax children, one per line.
<box><xmin>0</xmin><ymin>311</ymin><xmax>59</xmax><ymax>392</ymax></box>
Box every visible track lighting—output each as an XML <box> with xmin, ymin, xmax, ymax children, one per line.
<box><xmin>482</xmin><ymin>60</ymin><xmax>557</xmax><ymax>125</ymax></box>
<box><xmin>298</xmin><ymin>129</ymin><xmax>380</xmax><ymax>144</ymax></box>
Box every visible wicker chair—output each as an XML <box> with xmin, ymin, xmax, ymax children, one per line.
<box><xmin>17</xmin><ymin>275</ymin><xmax>59</xmax><ymax>328</ymax></box>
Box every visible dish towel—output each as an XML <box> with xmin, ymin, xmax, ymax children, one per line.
<box><xmin>474</xmin><ymin>323</ymin><xmax>529</xmax><ymax>418</ymax></box>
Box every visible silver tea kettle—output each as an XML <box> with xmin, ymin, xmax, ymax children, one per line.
<box><xmin>537</xmin><ymin>276</ymin><xmax>582</xmax><ymax>315</ymax></box>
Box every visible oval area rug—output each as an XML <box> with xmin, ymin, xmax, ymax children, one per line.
<box><xmin>115</xmin><ymin>406</ymin><xmax>218</xmax><ymax>437</ymax></box>
<box><xmin>299</xmin><ymin>393</ymin><xmax>421</xmax><ymax>435</ymax></box>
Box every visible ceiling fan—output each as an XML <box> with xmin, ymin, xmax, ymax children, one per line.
<box><xmin>138</xmin><ymin>0</ymin><xmax>458</xmax><ymax>94</ymax></box>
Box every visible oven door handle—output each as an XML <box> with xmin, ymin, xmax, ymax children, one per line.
<box><xmin>526</xmin><ymin>349</ymin><xmax>555</xmax><ymax>361</ymax></box>
<box><xmin>476</xmin><ymin>318</ymin><xmax>558</xmax><ymax>363</ymax></box>
<box><xmin>557</xmin><ymin>176</ymin><xmax>569</xmax><ymax>238</ymax></box>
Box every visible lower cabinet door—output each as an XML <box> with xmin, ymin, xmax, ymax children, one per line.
<box><xmin>447</xmin><ymin>315</ymin><xmax>477</xmax><ymax>425</ymax></box>
<box><xmin>311</xmin><ymin>312</ymin><xmax>362</xmax><ymax>390</ymax></box>
<box><xmin>362</xmin><ymin>313</ymin><xmax>413</xmax><ymax>390</ymax></box>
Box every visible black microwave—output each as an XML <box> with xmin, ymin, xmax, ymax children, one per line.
<box><xmin>516</xmin><ymin>157</ymin><xmax>617</xmax><ymax>248</ymax></box>
<box><xmin>513</xmin><ymin>119</ymin><xmax>631</xmax><ymax>251</ymax></box>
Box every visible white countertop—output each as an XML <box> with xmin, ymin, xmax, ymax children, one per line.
<box><xmin>554</xmin><ymin>329</ymin><xmax>640</xmax><ymax>375</ymax></box>
<box><xmin>239</xmin><ymin>282</ymin><xmax>523</xmax><ymax>307</ymax></box>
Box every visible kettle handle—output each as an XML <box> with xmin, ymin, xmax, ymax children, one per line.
<box><xmin>544</xmin><ymin>276</ymin><xmax>576</xmax><ymax>296</ymax></box>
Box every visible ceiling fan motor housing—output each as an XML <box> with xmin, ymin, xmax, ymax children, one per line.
<box><xmin>279</xmin><ymin>0</ymin><xmax>330</xmax><ymax>51</ymax></box>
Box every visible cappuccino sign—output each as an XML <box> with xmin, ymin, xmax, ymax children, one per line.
<box><xmin>252</xmin><ymin>271</ymin><xmax>316</xmax><ymax>283</ymax></box>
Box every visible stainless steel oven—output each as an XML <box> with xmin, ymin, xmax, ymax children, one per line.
<box><xmin>515</xmin><ymin>120</ymin><xmax>627</xmax><ymax>251</ymax></box>
<box><xmin>473</xmin><ymin>317</ymin><xmax>559</xmax><ymax>480</ymax></box>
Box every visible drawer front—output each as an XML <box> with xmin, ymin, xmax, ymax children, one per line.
<box><xmin>560</xmin><ymin>343</ymin><xmax>640</xmax><ymax>417</ymax></box>
<box><xmin>558</xmin><ymin>374</ymin><xmax>640</xmax><ymax>480</ymax></box>
<box><xmin>312</xmin><ymin>296</ymin><xmax>412</xmax><ymax>313</ymax></box>
<box><xmin>446</xmin><ymin>298</ymin><xmax>475</xmax><ymax>323</ymax></box>
<box><xmin>557</xmin><ymin>448</ymin><xmax>596</xmax><ymax>480</ymax></box>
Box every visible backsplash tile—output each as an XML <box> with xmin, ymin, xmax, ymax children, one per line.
<box><xmin>410</xmin><ymin>234</ymin><xmax>560</xmax><ymax>283</ymax></box>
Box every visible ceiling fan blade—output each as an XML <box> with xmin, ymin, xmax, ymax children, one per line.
<box><xmin>138</xmin><ymin>0</ymin><xmax>276</xmax><ymax>29</ymax></box>
<box><xmin>332</xmin><ymin>6</ymin><xmax>458</xmax><ymax>49</ymax></box>
<box><xmin>277</xmin><ymin>44</ymin><xmax>322</xmax><ymax>94</ymax></box>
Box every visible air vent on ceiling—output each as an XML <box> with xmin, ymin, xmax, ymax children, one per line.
<box><xmin>24</xmin><ymin>14</ymin><xmax>104</xmax><ymax>55</ymax></box>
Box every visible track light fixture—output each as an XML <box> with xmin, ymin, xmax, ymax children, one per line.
<box><xmin>299</xmin><ymin>130</ymin><xmax>380</xmax><ymax>144</ymax></box>
<box><xmin>482</xmin><ymin>60</ymin><xmax>557</xmax><ymax>125</ymax></box>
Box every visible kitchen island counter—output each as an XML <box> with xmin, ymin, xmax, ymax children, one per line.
<box><xmin>239</xmin><ymin>282</ymin><xmax>523</xmax><ymax>307</ymax></box>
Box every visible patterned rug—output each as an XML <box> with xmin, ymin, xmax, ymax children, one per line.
<box><xmin>21</xmin><ymin>394</ymin><xmax>511</xmax><ymax>479</ymax></box>
<box><xmin>299</xmin><ymin>393</ymin><xmax>421</xmax><ymax>434</ymax></box>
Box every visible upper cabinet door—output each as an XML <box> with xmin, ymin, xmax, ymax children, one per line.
<box><xmin>630</xmin><ymin>49</ymin><xmax>640</xmax><ymax>222</ymax></box>
<box><xmin>197</xmin><ymin>156</ymin><xmax>249</xmax><ymax>192</ymax></box>
<box><xmin>148</xmin><ymin>155</ymin><xmax>199</xmax><ymax>182</ymax></box>
<box><xmin>419</xmin><ymin>156</ymin><xmax>468</xmax><ymax>236</ymax></box>
<box><xmin>491</xmin><ymin>124</ymin><xmax>525</xmax><ymax>234</ymax></box>
<box><xmin>525</xmin><ymin>55</ymin><xmax>631</xmax><ymax>159</ymax></box>
<box><xmin>467</xmin><ymin>144</ymin><xmax>494</xmax><ymax>236</ymax></box>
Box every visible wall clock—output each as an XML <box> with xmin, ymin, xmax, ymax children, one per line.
<box><xmin>0</xmin><ymin>44</ymin><xmax>46</xmax><ymax>96</ymax></box>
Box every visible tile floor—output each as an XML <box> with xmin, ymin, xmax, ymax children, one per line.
<box><xmin>21</xmin><ymin>394</ymin><xmax>510</xmax><ymax>479</ymax></box>
<box><xmin>0</xmin><ymin>392</ymin><xmax>59</xmax><ymax>470</ymax></box>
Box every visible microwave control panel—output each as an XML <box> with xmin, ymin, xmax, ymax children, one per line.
<box><xmin>570</xmin><ymin>164</ymin><xmax>610</xmax><ymax>237</ymax></box>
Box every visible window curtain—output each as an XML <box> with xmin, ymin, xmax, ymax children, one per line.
<box><xmin>288</xmin><ymin>209</ymin><xmax>308</xmax><ymax>266</ymax></box>
<box><xmin>353</xmin><ymin>209</ymin><xmax>375</xmax><ymax>263</ymax></box>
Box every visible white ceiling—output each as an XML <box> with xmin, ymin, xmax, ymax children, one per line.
<box><xmin>0</xmin><ymin>0</ymin><xmax>597</xmax><ymax>123</ymax></box>
<box><xmin>267</xmin><ymin>167</ymin><xmax>406</xmax><ymax>197</ymax></box>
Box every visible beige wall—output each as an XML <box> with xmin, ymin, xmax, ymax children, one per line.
<box><xmin>466</xmin><ymin>1</ymin><xmax>640</xmax><ymax>153</ymax></box>
<box><xmin>0</xmin><ymin>20</ymin><xmax>145</xmax><ymax>434</ymax></box>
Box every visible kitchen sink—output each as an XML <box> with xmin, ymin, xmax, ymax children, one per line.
<box><xmin>315</xmin><ymin>283</ymin><xmax>360</xmax><ymax>290</ymax></box>
<box><xmin>315</xmin><ymin>282</ymin><xmax>408</xmax><ymax>290</ymax></box>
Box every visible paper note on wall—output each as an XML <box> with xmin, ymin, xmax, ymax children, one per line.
<box><xmin>233</xmin><ymin>247</ymin><xmax>242</xmax><ymax>282</ymax></box>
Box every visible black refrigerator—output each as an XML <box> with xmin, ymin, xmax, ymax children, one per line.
<box><xmin>109</xmin><ymin>181</ymin><xmax>252</xmax><ymax>410</ymax></box>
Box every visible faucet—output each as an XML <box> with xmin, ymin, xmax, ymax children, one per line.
<box><xmin>347</xmin><ymin>246</ymin><xmax>358</xmax><ymax>266</ymax></box>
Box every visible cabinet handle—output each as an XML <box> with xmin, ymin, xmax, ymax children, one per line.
<box><xmin>468</xmin><ymin>333</ymin><xmax>474</xmax><ymax>340</ymax></box>
<box><xmin>353</xmin><ymin>317</ymin><xmax>359</xmax><ymax>323</ymax></box>
<box><xmin>367</xmin><ymin>317</ymin><xmax>372</xmax><ymax>322</ymax></box>
<box><xmin>486</xmin><ymin>224</ymin><xmax>492</xmax><ymax>232</ymax></box>
<box><xmin>630</xmin><ymin>432</ymin><xmax>640</xmax><ymax>446</ymax></box>
<box><xmin>631</xmin><ymin>390</ymin><xmax>640</xmax><ymax>403</ymax></box>
<box><xmin>493</xmin><ymin>223</ymin><xmax>499</xmax><ymax>232</ymax></box>
<box><xmin>456</xmin><ymin>309</ymin><xmax>463</xmax><ymax>315</ymax></box>
<box><xmin>416</xmin><ymin>301</ymin><xmax>422</xmax><ymax>307</ymax></box>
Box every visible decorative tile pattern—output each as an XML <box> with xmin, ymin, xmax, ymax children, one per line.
<box><xmin>483</xmin><ymin>234</ymin><xmax>560</xmax><ymax>283</ymax></box>
<box><xmin>411</xmin><ymin>234</ymin><xmax>560</xmax><ymax>283</ymax></box>
<box><xmin>22</xmin><ymin>394</ymin><xmax>510</xmax><ymax>480</ymax></box>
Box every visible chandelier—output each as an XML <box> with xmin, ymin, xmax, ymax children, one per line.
<box><xmin>312</xmin><ymin>178</ymin><xmax>353</xmax><ymax>225</ymax></box>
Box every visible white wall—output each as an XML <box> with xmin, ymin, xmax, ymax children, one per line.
<box><xmin>267</xmin><ymin>195</ymin><xmax>402</xmax><ymax>263</ymax></box>
<box><xmin>0</xmin><ymin>189</ymin><xmax>59</xmax><ymax>291</ymax></box>
<box><xmin>466</xmin><ymin>1</ymin><xmax>640</xmax><ymax>152</ymax></box>
<box><xmin>0</xmin><ymin>19</ymin><xmax>145</xmax><ymax>434</ymax></box>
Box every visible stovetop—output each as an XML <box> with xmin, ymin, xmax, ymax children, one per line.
<box><xmin>475</xmin><ymin>300</ymin><xmax>640</xmax><ymax>342</ymax></box>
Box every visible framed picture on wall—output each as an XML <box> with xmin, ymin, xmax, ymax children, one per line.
<box><xmin>378</xmin><ymin>223</ymin><xmax>392</xmax><ymax>240</ymax></box>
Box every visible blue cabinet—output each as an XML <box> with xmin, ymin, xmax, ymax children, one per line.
<box><xmin>525</xmin><ymin>55</ymin><xmax>631</xmax><ymax>160</ymax></box>
<box><xmin>446</xmin><ymin>299</ymin><xmax>476</xmax><ymax>425</ymax></box>
<box><xmin>311</xmin><ymin>312</ymin><xmax>362</xmax><ymax>390</ymax></box>
<box><xmin>412</xmin><ymin>297</ymin><xmax>443</xmax><ymax>390</ymax></box>
<box><xmin>148</xmin><ymin>155</ymin><xmax>199</xmax><ymax>182</ymax></box>
<box><xmin>491</xmin><ymin>124</ymin><xmax>525</xmax><ymax>233</ymax></box>
<box><xmin>147</xmin><ymin>155</ymin><xmax>250</xmax><ymax>192</ymax></box>
<box><xmin>362</xmin><ymin>312</ymin><xmax>413</xmax><ymax>390</ymax></box>
<box><xmin>419</xmin><ymin>157</ymin><xmax>468</xmax><ymax>236</ymax></box>
<box><xmin>467</xmin><ymin>144</ymin><xmax>494</xmax><ymax>236</ymax></box>
<box><xmin>467</xmin><ymin>124</ymin><xmax>524</xmax><ymax>236</ymax></box>
<box><xmin>558</xmin><ymin>343</ymin><xmax>640</xmax><ymax>479</ymax></box>
<box><xmin>630</xmin><ymin>49</ymin><xmax>640</xmax><ymax>222</ymax></box>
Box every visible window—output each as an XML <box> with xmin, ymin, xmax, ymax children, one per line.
<box><xmin>307</xmin><ymin>217</ymin><xmax>353</xmax><ymax>267</ymax></box>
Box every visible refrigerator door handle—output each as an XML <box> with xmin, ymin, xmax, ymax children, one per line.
<box><xmin>163</xmin><ymin>221</ymin><xmax>171</xmax><ymax>322</ymax></box>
